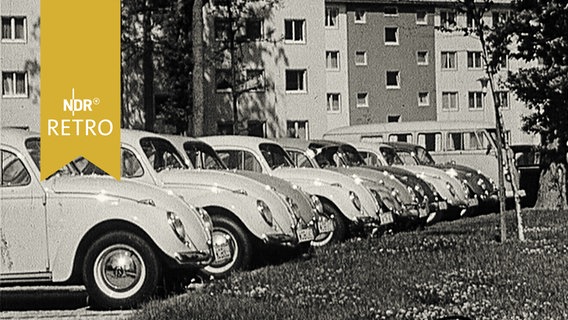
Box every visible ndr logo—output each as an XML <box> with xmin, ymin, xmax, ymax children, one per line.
<box><xmin>63</xmin><ymin>88</ymin><xmax>100</xmax><ymax>116</ymax></box>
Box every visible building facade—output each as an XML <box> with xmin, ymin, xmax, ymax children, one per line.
<box><xmin>0</xmin><ymin>0</ymin><xmax>40</xmax><ymax>131</ymax></box>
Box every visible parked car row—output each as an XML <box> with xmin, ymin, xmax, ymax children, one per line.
<box><xmin>0</xmin><ymin>127</ymin><xmax>499</xmax><ymax>310</ymax></box>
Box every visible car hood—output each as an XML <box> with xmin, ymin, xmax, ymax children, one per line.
<box><xmin>229</xmin><ymin>170</ymin><xmax>315</xmax><ymax>223</ymax></box>
<box><xmin>363</xmin><ymin>165</ymin><xmax>436</xmax><ymax>201</ymax></box>
<box><xmin>399</xmin><ymin>165</ymin><xmax>467</xmax><ymax>201</ymax></box>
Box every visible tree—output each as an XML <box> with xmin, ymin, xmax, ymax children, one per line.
<box><xmin>206</xmin><ymin>0</ymin><xmax>281</xmax><ymax>135</ymax></box>
<box><xmin>489</xmin><ymin>1</ymin><xmax>568</xmax><ymax>209</ymax></box>
<box><xmin>192</xmin><ymin>0</ymin><xmax>205</xmax><ymax>136</ymax></box>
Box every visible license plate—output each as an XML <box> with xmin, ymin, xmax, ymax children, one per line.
<box><xmin>468</xmin><ymin>198</ymin><xmax>479</xmax><ymax>207</ymax></box>
<box><xmin>419</xmin><ymin>208</ymin><xmax>428</xmax><ymax>218</ymax></box>
<box><xmin>379</xmin><ymin>212</ymin><xmax>394</xmax><ymax>225</ymax></box>
<box><xmin>438</xmin><ymin>201</ymin><xmax>448</xmax><ymax>210</ymax></box>
<box><xmin>213</xmin><ymin>243</ymin><xmax>232</xmax><ymax>262</ymax></box>
<box><xmin>297</xmin><ymin>228</ymin><xmax>315</xmax><ymax>243</ymax></box>
<box><xmin>318</xmin><ymin>219</ymin><xmax>335</xmax><ymax>233</ymax></box>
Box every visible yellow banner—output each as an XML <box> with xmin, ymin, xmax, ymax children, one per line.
<box><xmin>40</xmin><ymin>0</ymin><xmax>120</xmax><ymax>180</ymax></box>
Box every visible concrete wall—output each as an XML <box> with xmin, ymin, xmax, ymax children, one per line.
<box><xmin>346</xmin><ymin>3</ymin><xmax>437</xmax><ymax>125</ymax></box>
<box><xmin>0</xmin><ymin>0</ymin><xmax>40</xmax><ymax>131</ymax></box>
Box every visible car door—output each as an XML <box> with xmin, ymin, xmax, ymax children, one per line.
<box><xmin>0</xmin><ymin>148</ymin><xmax>49</xmax><ymax>281</ymax></box>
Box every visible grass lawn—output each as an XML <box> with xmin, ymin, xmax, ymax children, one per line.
<box><xmin>134</xmin><ymin>209</ymin><xmax>568</xmax><ymax>320</ymax></box>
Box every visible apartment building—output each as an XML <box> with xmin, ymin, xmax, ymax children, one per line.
<box><xmin>433</xmin><ymin>1</ymin><xmax>538</xmax><ymax>144</ymax></box>
<box><xmin>0</xmin><ymin>0</ymin><xmax>40</xmax><ymax>130</ymax></box>
<box><xmin>202</xmin><ymin>0</ymin><xmax>328</xmax><ymax>138</ymax></box>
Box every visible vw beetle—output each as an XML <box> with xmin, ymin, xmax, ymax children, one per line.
<box><xmin>354</xmin><ymin>142</ymin><xmax>476</xmax><ymax>220</ymax></box>
<box><xmin>91</xmin><ymin>130</ymin><xmax>318</xmax><ymax>278</ymax></box>
<box><xmin>201</xmin><ymin>136</ymin><xmax>392</xmax><ymax>243</ymax></box>
<box><xmin>385</xmin><ymin>141</ymin><xmax>498</xmax><ymax>213</ymax></box>
<box><xmin>278</xmin><ymin>138</ymin><xmax>428</xmax><ymax>230</ymax></box>
<box><xmin>163</xmin><ymin>135</ymin><xmax>334</xmax><ymax>247</ymax></box>
<box><xmin>0</xmin><ymin>128</ymin><xmax>213</xmax><ymax>309</ymax></box>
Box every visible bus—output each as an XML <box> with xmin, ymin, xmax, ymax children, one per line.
<box><xmin>324</xmin><ymin>121</ymin><xmax>516</xmax><ymax>197</ymax></box>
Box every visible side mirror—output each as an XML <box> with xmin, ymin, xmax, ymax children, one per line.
<box><xmin>485</xmin><ymin>144</ymin><xmax>492</xmax><ymax>155</ymax></box>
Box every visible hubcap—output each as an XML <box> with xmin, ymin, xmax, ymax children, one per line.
<box><xmin>93</xmin><ymin>244</ymin><xmax>146</xmax><ymax>299</ymax></box>
<box><xmin>203</xmin><ymin>228</ymin><xmax>238</xmax><ymax>275</ymax></box>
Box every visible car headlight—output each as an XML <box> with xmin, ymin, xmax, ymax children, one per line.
<box><xmin>167</xmin><ymin>211</ymin><xmax>188</xmax><ymax>244</ymax></box>
<box><xmin>197</xmin><ymin>207</ymin><xmax>213</xmax><ymax>232</ymax></box>
<box><xmin>446</xmin><ymin>182</ymin><xmax>457</xmax><ymax>198</ymax></box>
<box><xmin>349</xmin><ymin>191</ymin><xmax>362</xmax><ymax>211</ymax></box>
<box><xmin>310</xmin><ymin>195</ymin><xmax>324</xmax><ymax>214</ymax></box>
<box><xmin>477</xmin><ymin>178</ymin><xmax>487</xmax><ymax>190</ymax></box>
<box><xmin>414</xmin><ymin>184</ymin><xmax>426</xmax><ymax>198</ymax></box>
<box><xmin>391</xmin><ymin>189</ymin><xmax>403</xmax><ymax>205</ymax></box>
<box><xmin>257</xmin><ymin>200</ymin><xmax>273</xmax><ymax>226</ymax></box>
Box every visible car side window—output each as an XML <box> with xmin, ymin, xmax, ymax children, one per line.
<box><xmin>359</xmin><ymin>151</ymin><xmax>379</xmax><ymax>166</ymax></box>
<box><xmin>1</xmin><ymin>150</ymin><xmax>31</xmax><ymax>187</ymax></box>
<box><xmin>216</xmin><ymin>150</ymin><xmax>262</xmax><ymax>172</ymax></box>
<box><xmin>122</xmin><ymin>148</ymin><xmax>144</xmax><ymax>178</ymax></box>
<box><xmin>288</xmin><ymin>151</ymin><xmax>314</xmax><ymax>168</ymax></box>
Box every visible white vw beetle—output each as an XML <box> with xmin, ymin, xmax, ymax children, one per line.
<box><xmin>99</xmin><ymin>130</ymin><xmax>319</xmax><ymax>278</ymax></box>
<box><xmin>164</xmin><ymin>135</ymin><xmax>334</xmax><ymax>247</ymax></box>
<box><xmin>0</xmin><ymin>128</ymin><xmax>213</xmax><ymax>309</ymax></box>
<box><xmin>201</xmin><ymin>136</ymin><xmax>392</xmax><ymax>243</ymax></box>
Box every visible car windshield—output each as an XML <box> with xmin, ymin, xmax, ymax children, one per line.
<box><xmin>415</xmin><ymin>146</ymin><xmax>436</xmax><ymax>165</ymax></box>
<box><xmin>337</xmin><ymin>145</ymin><xmax>366</xmax><ymax>166</ymax></box>
<box><xmin>24</xmin><ymin>138</ymin><xmax>79</xmax><ymax>176</ymax></box>
<box><xmin>183</xmin><ymin>141</ymin><xmax>227</xmax><ymax>170</ymax></box>
<box><xmin>259</xmin><ymin>143</ymin><xmax>294</xmax><ymax>170</ymax></box>
<box><xmin>140</xmin><ymin>138</ymin><xmax>188</xmax><ymax>172</ymax></box>
<box><xmin>379</xmin><ymin>146</ymin><xmax>404</xmax><ymax>165</ymax></box>
<box><xmin>313</xmin><ymin>146</ymin><xmax>339</xmax><ymax>168</ymax></box>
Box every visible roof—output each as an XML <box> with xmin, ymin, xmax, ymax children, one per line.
<box><xmin>325</xmin><ymin>120</ymin><xmax>495</xmax><ymax>136</ymax></box>
<box><xmin>200</xmin><ymin>135</ymin><xmax>279</xmax><ymax>149</ymax></box>
<box><xmin>383</xmin><ymin>141</ymin><xmax>421</xmax><ymax>152</ymax></box>
<box><xmin>120</xmin><ymin>129</ymin><xmax>167</xmax><ymax>146</ymax></box>
<box><xmin>325</xmin><ymin>0</ymin><xmax>511</xmax><ymax>6</ymax></box>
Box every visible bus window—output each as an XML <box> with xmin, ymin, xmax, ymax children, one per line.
<box><xmin>361</xmin><ymin>135</ymin><xmax>384</xmax><ymax>143</ymax></box>
<box><xmin>447</xmin><ymin>131</ymin><xmax>487</xmax><ymax>151</ymax></box>
<box><xmin>388</xmin><ymin>133</ymin><xmax>412</xmax><ymax>142</ymax></box>
<box><xmin>417</xmin><ymin>132</ymin><xmax>441</xmax><ymax>152</ymax></box>
<box><xmin>447</xmin><ymin>132</ymin><xmax>464</xmax><ymax>150</ymax></box>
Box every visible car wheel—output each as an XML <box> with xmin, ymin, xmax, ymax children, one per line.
<box><xmin>201</xmin><ymin>215</ymin><xmax>253</xmax><ymax>278</ymax></box>
<box><xmin>83</xmin><ymin>231</ymin><xmax>161</xmax><ymax>310</ymax></box>
<box><xmin>312</xmin><ymin>202</ymin><xmax>347</xmax><ymax>246</ymax></box>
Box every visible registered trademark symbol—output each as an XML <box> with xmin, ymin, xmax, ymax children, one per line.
<box><xmin>93</xmin><ymin>98</ymin><xmax>100</xmax><ymax>105</ymax></box>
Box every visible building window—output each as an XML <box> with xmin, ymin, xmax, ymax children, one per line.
<box><xmin>355</xmin><ymin>9</ymin><xmax>366</xmax><ymax>23</ymax></box>
<box><xmin>284</xmin><ymin>19</ymin><xmax>305</xmax><ymax>43</ymax></box>
<box><xmin>356</xmin><ymin>92</ymin><xmax>368</xmax><ymax>107</ymax></box>
<box><xmin>1</xmin><ymin>17</ymin><xmax>26</xmax><ymax>42</ymax></box>
<box><xmin>440</xmin><ymin>10</ymin><xmax>456</xmax><ymax>28</ymax></box>
<box><xmin>214</xmin><ymin>18</ymin><xmax>230</xmax><ymax>41</ymax></box>
<box><xmin>468</xmin><ymin>91</ymin><xmax>484</xmax><ymax>110</ymax></box>
<box><xmin>418</xmin><ymin>92</ymin><xmax>430</xmax><ymax>106</ymax></box>
<box><xmin>285</xmin><ymin>69</ymin><xmax>307</xmax><ymax>92</ymax></box>
<box><xmin>387</xmin><ymin>115</ymin><xmax>401</xmax><ymax>123</ymax></box>
<box><xmin>495</xmin><ymin>91</ymin><xmax>509</xmax><ymax>109</ymax></box>
<box><xmin>245</xmin><ymin>19</ymin><xmax>263</xmax><ymax>40</ymax></box>
<box><xmin>441</xmin><ymin>51</ymin><xmax>457</xmax><ymax>70</ymax></box>
<box><xmin>326</xmin><ymin>51</ymin><xmax>340</xmax><ymax>70</ymax></box>
<box><xmin>355</xmin><ymin>51</ymin><xmax>367</xmax><ymax>66</ymax></box>
<box><xmin>215</xmin><ymin>69</ymin><xmax>232</xmax><ymax>92</ymax></box>
<box><xmin>417</xmin><ymin>51</ymin><xmax>428</xmax><ymax>65</ymax></box>
<box><xmin>466</xmin><ymin>12</ymin><xmax>478</xmax><ymax>29</ymax></box>
<box><xmin>326</xmin><ymin>93</ymin><xmax>341</xmax><ymax>112</ymax></box>
<box><xmin>467</xmin><ymin>51</ymin><xmax>482</xmax><ymax>69</ymax></box>
<box><xmin>2</xmin><ymin>72</ymin><xmax>28</xmax><ymax>97</ymax></box>
<box><xmin>287</xmin><ymin>120</ymin><xmax>309</xmax><ymax>139</ymax></box>
<box><xmin>325</xmin><ymin>7</ymin><xmax>339</xmax><ymax>28</ymax></box>
<box><xmin>416</xmin><ymin>11</ymin><xmax>427</xmax><ymax>24</ymax></box>
<box><xmin>384</xmin><ymin>7</ymin><xmax>398</xmax><ymax>16</ymax></box>
<box><xmin>492</xmin><ymin>11</ymin><xmax>508</xmax><ymax>26</ymax></box>
<box><xmin>384</xmin><ymin>27</ymin><xmax>399</xmax><ymax>45</ymax></box>
<box><xmin>386</xmin><ymin>71</ymin><xmax>400</xmax><ymax>89</ymax></box>
<box><xmin>442</xmin><ymin>92</ymin><xmax>458</xmax><ymax>111</ymax></box>
<box><xmin>245</xmin><ymin>69</ymin><xmax>265</xmax><ymax>92</ymax></box>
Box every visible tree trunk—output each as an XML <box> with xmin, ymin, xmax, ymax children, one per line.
<box><xmin>191</xmin><ymin>0</ymin><xmax>204</xmax><ymax>137</ymax></box>
<box><xmin>535</xmin><ymin>161</ymin><xmax>568</xmax><ymax>209</ymax></box>
<box><xmin>142</xmin><ymin>1</ymin><xmax>155</xmax><ymax>132</ymax></box>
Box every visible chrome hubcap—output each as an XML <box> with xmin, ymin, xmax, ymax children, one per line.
<box><xmin>204</xmin><ymin>228</ymin><xmax>238</xmax><ymax>274</ymax></box>
<box><xmin>94</xmin><ymin>244</ymin><xmax>145</xmax><ymax>299</ymax></box>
